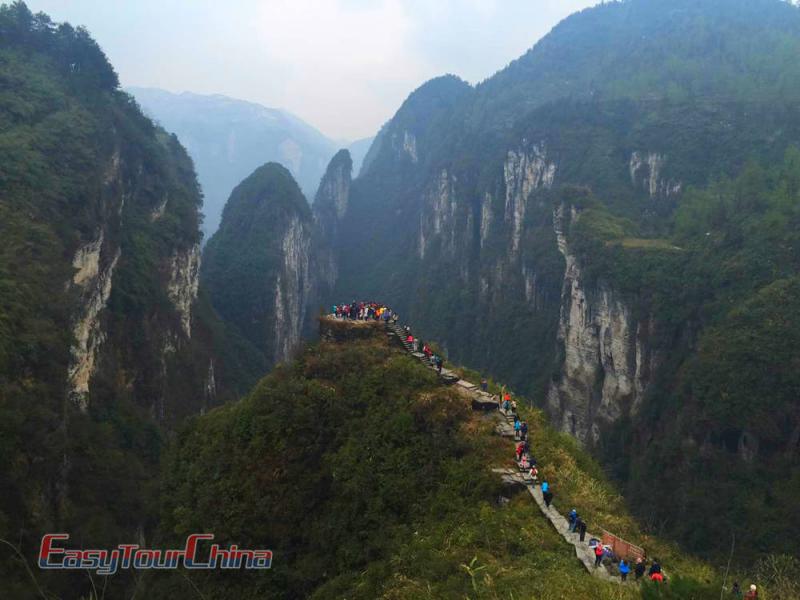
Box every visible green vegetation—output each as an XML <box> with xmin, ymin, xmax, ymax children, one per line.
<box><xmin>147</xmin><ymin>325</ymin><xmax>698</xmax><ymax>599</ymax></box>
<box><xmin>202</xmin><ymin>161</ymin><xmax>312</xmax><ymax>372</ymax></box>
<box><xmin>547</xmin><ymin>150</ymin><xmax>800</xmax><ymax>568</ymax></box>
<box><xmin>0</xmin><ymin>3</ymin><xmax>243</xmax><ymax>596</ymax></box>
<box><xmin>328</xmin><ymin>0</ymin><xmax>800</xmax><ymax>567</ymax></box>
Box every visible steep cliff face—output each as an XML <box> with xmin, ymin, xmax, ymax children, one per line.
<box><xmin>628</xmin><ymin>151</ymin><xmax>682</xmax><ymax>199</ymax></box>
<box><xmin>201</xmin><ymin>162</ymin><xmax>314</xmax><ymax>370</ymax></box>
<box><xmin>312</xmin><ymin>149</ymin><xmax>353</xmax><ymax>295</ymax></box>
<box><xmin>68</xmin><ymin>231</ymin><xmax>120</xmax><ymax>407</ymax></box>
<box><xmin>0</xmin><ymin>7</ymin><xmax>227</xmax><ymax>595</ymax></box>
<box><xmin>166</xmin><ymin>243</ymin><xmax>201</xmax><ymax>338</ymax></box>
<box><xmin>504</xmin><ymin>146</ymin><xmax>557</xmax><ymax>253</ymax></box>
<box><xmin>547</xmin><ymin>204</ymin><xmax>659</xmax><ymax>446</ymax></box>
<box><xmin>274</xmin><ymin>214</ymin><xmax>313</xmax><ymax>363</ymax></box>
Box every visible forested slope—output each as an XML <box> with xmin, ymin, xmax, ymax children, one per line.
<box><xmin>145</xmin><ymin>321</ymin><xmax>730</xmax><ymax>599</ymax></box>
<box><xmin>0</xmin><ymin>4</ymin><xmax>244</xmax><ymax>596</ymax></box>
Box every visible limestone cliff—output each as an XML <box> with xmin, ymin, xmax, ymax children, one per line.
<box><xmin>65</xmin><ymin>131</ymin><xmax>210</xmax><ymax>419</ymax></box>
<box><xmin>504</xmin><ymin>146</ymin><xmax>557</xmax><ymax>254</ymax></box>
<box><xmin>274</xmin><ymin>214</ymin><xmax>313</xmax><ymax>363</ymax></box>
<box><xmin>546</xmin><ymin>204</ymin><xmax>659</xmax><ymax>446</ymax></box>
<box><xmin>312</xmin><ymin>149</ymin><xmax>353</xmax><ymax>295</ymax></box>
<box><xmin>201</xmin><ymin>162</ymin><xmax>314</xmax><ymax>370</ymax></box>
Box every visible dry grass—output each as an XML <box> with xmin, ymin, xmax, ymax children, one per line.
<box><xmin>606</xmin><ymin>238</ymin><xmax>683</xmax><ymax>251</ymax></box>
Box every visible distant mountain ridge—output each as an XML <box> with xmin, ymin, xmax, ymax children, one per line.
<box><xmin>129</xmin><ymin>87</ymin><xmax>346</xmax><ymax>238</ymax></box>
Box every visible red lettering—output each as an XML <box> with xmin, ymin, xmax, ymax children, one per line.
<box><xmin>38</xmin><ymin>533</ymin><xmax>69</xmax><ymax>568</ymax></box>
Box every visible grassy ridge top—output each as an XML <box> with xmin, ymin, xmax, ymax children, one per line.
<box><xmin>147</xmin><ymin>322</ymin><xmax>749</xmax><ymax>598</ymax></box>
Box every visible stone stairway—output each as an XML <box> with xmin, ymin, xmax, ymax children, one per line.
<box><xmin>386</xmin><ymin>322</ymin><xmax>461</xmax><ymax>384</ymax></box>
<box><xmin>384</xmin><ymin>319</ymin><xmax>625</xmax><ymax>584</ymax></box>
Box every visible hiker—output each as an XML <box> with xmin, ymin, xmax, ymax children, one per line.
<box><xmin>481</xmin><ymin>378</ymin><xmax>488</xmax><ymax>392</ymax></box>
<box><xmin>520</xmin><ymin>440</ymin><xmax>529</xmax><ymax>457</ymax></box>
<box><xmin>577</xmin><ymin>518</ymin><xmax>587</xmax><ymax>542</ymax></box>
<box><xmin>634</xmin><ymin>558</ymin><xmax>645</xmax><ymax>581</ymax></box>
<box><xmin>412</xmin><ymin>337</ymin><xmax>419</xmax><ymax>352</ymax></box>
<box><xmin>744</xmin><ymin>584</ymin><xmax>758</xmax><ymax>599</ymax></box>
<box><xmin>543</xmin><ymin>489</ymin><xmax>553</xmax><ymax>508</ymax></box>
<box><xmin>502</xmin><ymin>398</ymin><xmax>511</xmax><ymax>413</ymax></box>
<box><xmin>515</xmin><ymin>442</ymin><xmax>524</xmax><ymax>461</ymax></box>
<box><xmin>514</xmin><ymin>419</ymin><xmax>522</xmax><ymax>440</ymax></box>
<box><xmin>541</xmin><ymin>480</ymin><xmax>549</xmax><ymax>494</ymax></box>
<box><xmin>435</xmin><ymin>355</ymin><xmax>444</xmax><ymax>374</ymax></box>
<box><xmin>648</xmin><ymin>560</ymin><xmax>662</xmax><ymax>577</ymax></box>
<box><xmin>619</xmin><ymin>559</ymin><xmax>630</xmax><ymax>581</ymax></box>
<box><xmin>511</xmin><ymin>399</ymin><xmax>517</xmax><ymax>412</ymax></box>
<box><xmin>529</xmin><ymin>465</ymin><xmax>539</xmax><ymax>482</ymax></box>
<box><xmin>422</xmin><ymin>343</ymin><xmax>432</xmax><ymax>358</ymax></box>
<box><xmin>567</xmin><ymin>509</ymin><xmax>578</xmax><ymax>532</ymax></box>
<box><xmin>594</xmin><ymin>544</ymin><xmax>604</xmax><ymax>568</ymax></box>
<box><xmin>520</xmin><ymin>421</ymin><xmax>528</xmax><ymax>441</ymax></box>
<box><xmin>650</xmin><ymin>572</ymin><xmax>664</xmax><ymax>583</ymax></box>
<box><xmin>731</xmin><ymin>583</ymin><xmax>742</xmax><ymax>598</ymax></box>
<box><xmin>503</xmin><ymin>391</ymin><xmax>512</xmax><ymax>410</ymax></box>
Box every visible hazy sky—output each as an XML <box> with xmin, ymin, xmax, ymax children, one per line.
<box><xmin>26</xmin><ymin>0</ymin><xmax>598</xmax><ymax>141</ymax></box>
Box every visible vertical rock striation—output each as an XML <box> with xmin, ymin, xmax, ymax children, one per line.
<box><xmin>274</xmin><ymin>215</ymin><xmax>313</xmax><ymax>363</ymax></box>
<box><xmin>201</xmin><ymin>162</ymin><xmax>314</xmax><ymax>370</ymax></box>
<box><xmin>547</xmin><ymin>203</ymin><xmax>659</xmax><ymax>446</ymax></box>
<box><xmin>68</xmin><ymin>234</ymin><xmax>120</xmax><ymax>408</ymax></box>
<box><xmin>312</xmin><ymin>149</ymin><xmax>353</xmax><ymax>294</ymax></box>
<box><xmin>504</xmin><ymin>146</ymin><xmax>557</xmax><ymax>254</ymax></box>
<box><xmin>167</xmin><ymin>243</ymin><xmax>201</xmax><ymax>338</ymax></box>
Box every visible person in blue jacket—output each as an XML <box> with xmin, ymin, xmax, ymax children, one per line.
<box><xmin>567</xmin><ymin>509</ymin><xmax>578</xmax><ymax>532</ymax></box>
<box><xmin>541</xmin><ymin>480</ymin><xmax>549</xmax><ymax>493</ymax></box>
<box><xmin>619</xmin><ymin>559</ymin><xmax>630</xmax><ymax>581</ymax></box>
<box><xmin>513</xmin><ymin>419</ymin><xmax>521</xmax><ymax>440</ymax></box>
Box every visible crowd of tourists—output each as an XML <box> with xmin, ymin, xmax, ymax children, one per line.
<box><xmin>332</xmin><ymin>301</ymin><xmax>396</xmax><ymax>322</ymax></box>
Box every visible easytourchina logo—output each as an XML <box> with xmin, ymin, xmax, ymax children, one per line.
<box><xmin>38</xmin><ymin>533</ymin><xmax>273</xmax><ymax>575</ymax></box>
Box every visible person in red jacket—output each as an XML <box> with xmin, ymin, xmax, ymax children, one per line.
<box><xmin>594</xmin><ymin>544</ymin><xmax>604</xmax><ymax>568</ymax></box>
<box><xmin>744</xmin><ymin>584</ymin><xmax>758</xmax><ymax>599</ymax></box>
<box><xmin>650</xmin><ymin>572</ymin><xmax>664</xmax><ymax>583</ymax></box>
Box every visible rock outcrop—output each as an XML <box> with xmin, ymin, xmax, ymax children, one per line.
<box><xmin>628</xmin><ymin>151</ymin><xmax>682</xmax><ymax>198</ymax></box>
<box><xmin>547</xmin><ymin>204</ymin><xmax>659</xmax><ymax>446</ymax></box>
<box><xmin>167</xmin><ymin>243</ymin><xmax>201</xmax><ymax>338</ymax></box>
<box><xmin>312</xmin><ymin>149</ymin><xmax>353</xmax><ymax>293</ymax></box>
<box><xmin>274</xmin><ymin>214</ymin><xmax>313</xmax><ymax>363</ymax></box>
<box><xmin>504</xmin><ymin>146</ymin><xmax>557</xmax><ymax>253</ymax></box>
<box><xmin>68</xmin><ymin>234</ymin><xmax>120</xmax><ymax>408</ymax></box>
<box><xmin>201</xmin><ymin>162</ymin><xmax>315</xmax><ymax>370</ymax></box>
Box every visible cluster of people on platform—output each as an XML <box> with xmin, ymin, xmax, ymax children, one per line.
<box><xmin>332</xmin><ymin>301</ymin><xmax>396</xmax><ymax>322</ymax></box>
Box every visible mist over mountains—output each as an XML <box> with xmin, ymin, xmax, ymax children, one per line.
<box><xmin>129</xmin><ymin>87</ymin><xmax>371</xmax><ymax>238</ymax></box>
<box><xmin>4</xmin><ymin>0</ymin><xmax>800</xmax><ymax>598</ymax></box>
